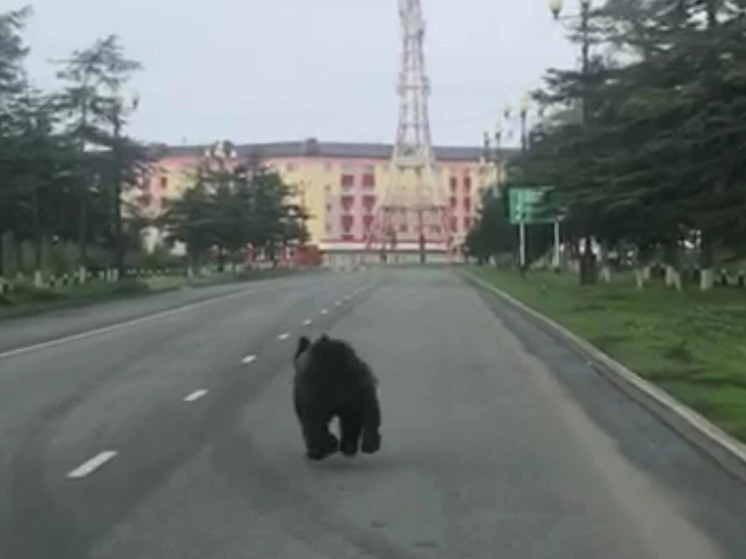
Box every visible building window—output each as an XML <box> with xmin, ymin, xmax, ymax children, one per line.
<box><xmin>325</xmin><ymin>224</ymin><xmax>332</xmax><ymax>234</ymax></box>
<box><xmin>464</xmin><ymin>176</ymin><xmax>472</xmax><ymax>191</ymax></box>
<box><xmin>326</xmin><ymin>203</ymin><xmax>333</xmax><ymax>212</ymax></box>
<box><xmin>325</xmin><ymin>184</ymin><xmax>332</xmax><ymax>192</ymax></box>
<box><xmin>341</xmin><ymin>195</ymin><xmax>355</xmax><ymax>213</ymax></box>
<box><xmin>342</xmin><ymin>234</ymin><xmax>355</xmax><ymax>242</ymax></box>
<box><xmin>464</xmin><ymin>197</ymin><xmax>472</xmax><ymax>213</ymax></box>
<box><xmin>341</xmin><ymin>215</ymin><xmax>354</xmax><ymax>232</ymax></box>
<box><xmin>450</xmin><ymin>177</ymin><xmax>458</xmax><ymax>192</ymax></box>
<box><xmin>464</xmin><ymin>217</ymin><xmax>472</xmax><ymax>230</ymax></box>
<box><xmin>363</xmin><ymin>195</ymin><xmax>377</xmax><ymax>213</ymax></box>
<box><xmin>450</xmin><ymin>197</ymin><xmax>457</xmax><ymax>209</ymax></box>
<box><xmin>363</xmin><ymin>173</ymin><xmax>375</xmax><ymax>188</ymax></box>
<box><xmin>363</xmin><ymin>215</ymin><xmax>375</xmax><ymax>230</ymax></box>
<box><xmin>160</xmin><ymin>176</ymin><xmax>168</xmax><ymax>189</ymax></box>
<box><xmin>450</xmin><ymin>217</ymin><xmax>458</xmax><ymax>232</ymax></box>
<box><xmin>341</xmin><ymin>174</ymin><xmax>355</xmax><ymax>189</ymax></box>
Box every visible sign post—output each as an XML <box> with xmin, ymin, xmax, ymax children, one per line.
<box><xmin>508</xmin><ymin>186</ymin><xmax>562</xmax><ymax>269</ymax></box>
<box><xmin>519</xmin><ymin>215</ymin><xmax>526</xmax><ymax>268</ymax></box>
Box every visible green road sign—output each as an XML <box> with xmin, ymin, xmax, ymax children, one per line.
<box><xmin>508</xmin><ymin>186</ymin><xmax>559</xmax><ymax>225</ymax></box>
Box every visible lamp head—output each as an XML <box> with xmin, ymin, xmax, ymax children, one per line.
<box><xmin>549</xmin><ymin>0</ymin><xmax>563</xmax><ymax>18</ymax></box>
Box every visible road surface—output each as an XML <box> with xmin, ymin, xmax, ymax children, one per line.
<box><xmin>0</xmin><ymin>268</ymin><xmax>745</xmax><ymax>559</ymax></box>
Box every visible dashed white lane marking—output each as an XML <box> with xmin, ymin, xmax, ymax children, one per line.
<box><xmin>67</xmin><ymin>451</ymin><xmax>118</xmax><ymax>479</ymax></box>
<box><xmin>0</xmin><ymin>284</ymin><xmax>284</xmax><ymax>361</ymax></box>
<box><xmin>184</xmin><ymin>389</ymin><xmax>209</xmax><ymax>402</ymax></box>
<box><xmin>303</xmin><ymin>319</ymin><xmax>312</xmax><ymax>326</ymax></box>
<box><xmin>278</xmin><ymin>333</ymin><xmax>290</xmax><ymax>341</ymax></box>
<box><xmin>241</xmin><ymin>355</ymin><xmax>257</xmax><ymax>365</ymax></box>
<box><xmin>321</xmin><ymin>309</ymin><xmax>329</xmax><ymax>315</ymax></box>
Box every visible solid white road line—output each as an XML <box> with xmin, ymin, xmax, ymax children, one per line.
<box><xmin>303</xmin><ymin>319</ymin><xmax>312</xmax><ymax>326</ymax></box>
<box><xmin>184</xmin><ymin>389</ymin><xmax>209</xmax><ymax>402</ymax></box>
<box><xmin>241</xmin><ymin>355</ymin><xmax>257</xmax><ymax>365</ymax></box>
<box><xmin>278</xmin><ymin>333</ymin><xmax>290</xmax><ymax>341</ymax></box>
<box><xmin>67</xmin><ymin>451</ymin><xmax>118</xmax><ymax>479</ymax></box>
<box><xmin>0</xmin><ymin>284</ymin><xmax>284</xmax><ymax>361</ymax></box>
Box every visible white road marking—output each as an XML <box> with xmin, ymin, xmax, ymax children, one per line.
<box><xmin>321</xmin><ymin>309</ymin><xmax>329</xmax><ymax>315</ymax></box>
<box><xmin>184</xmin><ymin>389</ymin><xmax>208</xmax><ymax>402</ymax></box>
<box><xmin>67</xmin><ymin>451</ymin><xmax>118</xmax><ymax>479</ymax></box>
<box><xmin>0</xmin><ymin>285</ymin><xmax>284</xmax><ymax>361</ymax></box>
<box><xmin>278</xmin><ymin>333</ymin><xmax>290</xmax><ymax>341</ymax></box>
<box><xmin>335</xmin><ymin>301</ymin><xmax>342</xmax><ymax>306</ymax></box>
<box><xmin>344</xmin><ymin>295</ymin><xmax>351</xmax><ymax>301</ymax></box>
<box><xmin>303</xmin><ymin>319</ymin><xmax>312</xmax><ymax>326</ymax></box>
<box><xmin>241</xmin><ymin>355</ymin><xmax>257</xmax><ymax>365</ymax></box>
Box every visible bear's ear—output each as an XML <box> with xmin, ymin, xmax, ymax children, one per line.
<box><xmin>295</xmin><ymin>336</ymin><xmax>311</xmax><ymax>358</ymax></box>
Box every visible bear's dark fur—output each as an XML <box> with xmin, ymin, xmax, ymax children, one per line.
<box><xmin>292</xmin><ymin>334</ymin><xmax>382</xmax><ymax>460</ymax></box>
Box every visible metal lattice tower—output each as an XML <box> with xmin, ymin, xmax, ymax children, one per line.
<box><xmin>366</xmin><ymin>0</ymin><xmax>453</xmax><ymax>263</ymax></box>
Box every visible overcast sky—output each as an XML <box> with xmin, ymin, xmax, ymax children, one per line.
<box><xmin>21</xmin><ymin>0</ymin><xmax>578</xmax><ymax>147</ymax></box>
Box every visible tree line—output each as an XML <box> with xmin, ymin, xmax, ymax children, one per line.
<box><xmin>0</xmin><ymin>6</ymin><xmax>307</xmax><ymax>284</ymax></box>
<box><xmin>159</xmin><ymin>148</ymin><xmax>310</xmax><ymax>274</ymax></box>
<box><xmin>469</xmin><ymin>0</ymin><xmax>746</xmax><ymax>290</ymax></box>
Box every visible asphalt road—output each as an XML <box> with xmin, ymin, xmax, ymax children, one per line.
<box><xmin>0</xmin><ymin>268</ymin><xmax>745</xmax><ymax>559</ymax></box>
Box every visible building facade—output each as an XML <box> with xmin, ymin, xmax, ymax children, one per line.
<box><xmin>139</xmin><ymin>138</ymin><xmax>508</xmax><ymax>262</ymax></box>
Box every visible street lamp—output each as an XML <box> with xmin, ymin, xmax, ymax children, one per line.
<box><xmin>549</xmin><ymin>0</ymin><xmax>595</xmax><ymax>283</ymax></box>
<box><xmin>111</xmin><ymin>90</ymin><xmax>140</xmax><ymax>281</ymax></box>
<box><xmin>520</xmin><ymin>93</ymin><xmax>531</xmax><ymax>154</ymax></box>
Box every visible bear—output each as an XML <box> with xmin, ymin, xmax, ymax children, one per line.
<box><xmin>292</xmin><ymin>334</ymin><xmax>382</xmax><ymax>461</ymax></box>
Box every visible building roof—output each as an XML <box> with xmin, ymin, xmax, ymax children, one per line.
<box><xmin>156</xmin><ymin>138</ymin><xmax>517</xmax><ymax>162</ymax></box>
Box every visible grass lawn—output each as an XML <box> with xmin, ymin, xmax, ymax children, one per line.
<box><xmin>0</xmin><ymin>267</ymin><xmax>316</xmax><ymax>320</ymax></box>
<box><xmin>468</xmin><ymin>266</ymin><xmax>746</xmax><ymax>442</ymax></box>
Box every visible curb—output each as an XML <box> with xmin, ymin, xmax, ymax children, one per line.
<box><xmin>463</xmin><ymin>270</ymin><xmax>746</xmax><ymax>485</ymax></box>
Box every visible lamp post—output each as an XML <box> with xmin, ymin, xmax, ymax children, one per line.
<box><xmin>549</xmin><ymin>0</ymin><xmax>595</xmax><ymax>283</ymax></box>
<box><xmin>520</xmin><ymin>93</ymin><xmax>531</xmax><ymax>154</ymax></box>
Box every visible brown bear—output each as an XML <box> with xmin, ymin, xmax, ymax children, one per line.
<box><xmin>292</xmin><ymin>334</ymin><xmax>382</xmax><ymax>460</ymax></box>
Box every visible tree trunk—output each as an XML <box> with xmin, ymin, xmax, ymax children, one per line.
<box><xmin>217</xmin><ymin>247</ymin><xmax>225</xmax><ymax>273</ymax></box>
<box><xmin>32</xmin><ymin>190</ymin><xmax>44</xmax><ymax>288</ymax></box>
<box><xmin>663</xmin><ymin>241</ymin><xmax>682</xmax><ymax>291</ymax></box>
<box><xmin>599</xmin><ymin>244</ymin><xmax>612</xmax><ymax>283</ymax></box>
<box><xmin>579</xmin><ymin>236</ymin><xmax>597</xmax><ymax>285</ymax></box>
<box><xmin>0</xmin><ymin>231</ymin><xmax>5</xmax><ymax>279</ymax></box>
<box><xmin>699</xmin><ymin>231</ymin><xmax>714</xmax><ymax>291</ymax></box>
<box><xmin>78</xmin><ymin>193</ymin><xmax>88</xmax><ymax>277</ymax></box>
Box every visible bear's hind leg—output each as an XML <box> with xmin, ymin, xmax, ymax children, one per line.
<box><xmin>304</xmin><ymin>418</ymin><xmax>339</xmax><ymax>461</ymax></box>
<box><xmin>339</xmin><ymin>411</ymin><xmax>362</xmax><ymax>457</ymax></box>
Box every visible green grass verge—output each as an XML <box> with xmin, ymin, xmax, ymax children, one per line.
<box><xmin>0</xmin><ymin>267</ymin><xmax>317</xmax><ymax>320</ymax></box>
<box><xmin>468</xmin><ymin>266</ymin><xmax>746</xmax><ymax>443</ymax></box>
